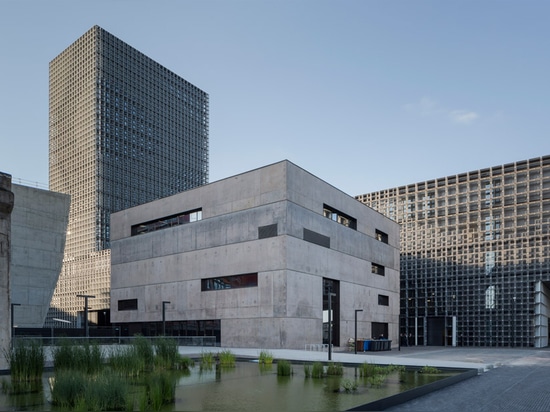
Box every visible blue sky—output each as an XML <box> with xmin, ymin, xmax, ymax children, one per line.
<box><xmin>1</xmin><ymin>0</ymin><xmax>549</xmax><ymax>196</ymax></box>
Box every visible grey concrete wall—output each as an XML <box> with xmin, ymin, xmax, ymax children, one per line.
<box><xmin>11</xmin><ymin>184</ymin><xmax>70</xmax><ymax>327</ymax></box>
<box><xmin>110</xmin><ymin>160</ymin><xmax>400</xmax><ymax>349</ymax></box>
<box><xmin>0</xmin><ymin>172</ymin><xmax>14</xmax><ymax>370</ymax></box>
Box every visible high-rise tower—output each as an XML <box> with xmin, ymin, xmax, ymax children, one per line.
<box><xmin>48</xmin><ymin>26</ymin><xmax>209</xmax><ymax>326</ymax></box>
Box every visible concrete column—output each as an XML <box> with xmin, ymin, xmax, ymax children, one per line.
<box><xmin>0</xmin><ymin>172</ymin><xmax>14</xmax><ymax>371</ymax></box>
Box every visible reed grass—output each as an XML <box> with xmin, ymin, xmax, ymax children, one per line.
<box><xmin>109</xmin><ymin>345</ymin><xmax>146</xmax><ymax>377</ymax></box>
<box><xmin>359</xmin><ymin>362</ymin><xmax>389</xmax><ymax>378</ymax></box>
<box><xmin>276</xmin><ymin>359</ymin><xmax>292</xmax><ymax>376</ymax></box>
<box><xmin>218</xmin><ymin>349</ymin><xmax>236</xmax><ymax>367</ymax></box>
<box><xmin>311</xmin><ymin>361</ymin><xmax>324</xmax><ymax>378</ymax></box>
<box><xmin>51</xmin><ymin>369</ymin><xmax>130</xmax><ymax>410</ymax></box>
<box><xmin>200</xmin><ymin>351</ymin><xmax>214</xmax><ymax>370</ymax></box>
<box><xmin>326</xmin><ymin>362</ymin><xmax>344</xmax><ymax>376</ymax></box>
<box><xmin>420</xmin><ymin>365</ymin><xmax>441</xmax><ymax>374</ymax></box>
<box><xmin>52</xmin><ymin>340</ymin><xmax>103</xmax><ymax>374</ymax></box>
<box><xmin>4</xmin><ymin>340</ymin><xmax>44</xmax><ymax>384</ymax></box>
<box><xmin>258</xmin><ymin>350</ymin><xmax>273</xmax><ymax>365</ymax></box>
<box><xmin>153</xmin><ymin>337</ymin><xmax>179</xmax><ymax>369</ymax></box>
<box><xmin>144</xmin><ymin>371</ymin><xmax>176</xmax><ymax>411</ymax></box>
<box><xmin>341</xmin><ymin>378</ymin><xmax>358</xmax><ymax>393</ymax></box>
<box><xmin>132</xmin><ymin>335</ymin><xmax>155</xmax><ymax>368</ymax></box>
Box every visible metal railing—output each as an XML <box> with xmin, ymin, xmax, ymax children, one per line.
<box><xmin>13</xmin><ymin>335</ymin><xmax>218</xmax><ymax>347</ymax></box>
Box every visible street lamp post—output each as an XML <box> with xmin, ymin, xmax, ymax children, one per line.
<box><xmin>77</xmin><ymin>294</ymin><xmax>95</xmax><ymax>338</ymax></box>
<box><xmin>10</xmin><ymin>303</ymin><xmax>20</xmax><ymax>350</ymax></box>
<box><xmin>162</xmin><ymin>301</ymin><xmax>171</xmax><ymax>336</ymax></box>
<box><xmin>512</xmin><ymin>296</ymin><xmax>516</xmax><ymax>348</ymax></box>
<box><xmin>354</xmin><ymin>309</ymin><xmax>363</xmax><ymax>354</ymax></box>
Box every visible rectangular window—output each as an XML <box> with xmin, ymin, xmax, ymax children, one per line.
<box><xmin>131</xmin><ymin>208</ymin><xmax>202</xmax><ymax>236</ymax></box>
<box><xmin>303</xmin><ymin>228</ymin><xmax>330</xmax><ymax>248</ymax></box>
<box><xmin>258</xmin><ymin>223</ymin><xmax>278</xmax><ymax>239</ymax></box>
<box><xmin>118</xmin><ymin>298</ymin><xmax>138</xmax><ymax>311</ymax></box>
<box><xmin>378</xmin><ymin>294</ymin><xmax>389</xmax><ymax>306</ymax></box>
<box><xmin>323</xmin><ymin>204</ymin><xmax>357</xmax><ymax>230</ymax></box>
<box><xmin>371</xmin><ymin>263</ymin><xmax>385</xmax><ymax>276</ymax></box>
<box><xmin>375</xmin><ymin>229</ymin><xmax>389</xmax><ymax>244</ymax></box>
<box><xmin>201</xmin><ymin>273</ymin><xmax>258</xmax><ymax>291</ymax></box>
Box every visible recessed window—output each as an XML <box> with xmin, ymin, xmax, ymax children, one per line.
<box><xmin>323</xmin><ymin>204</ymin><xmax>357</xmax><ymax>230</ymax></box>
<box><xmin>118</xmin><ymin>298</ymin><xmax>138</xmax><ymax>311</ymax></box>
<box><xmin>371</xmin><ymin>263</ymin><xmax>385</xmax><ymax>276</ymax></box>
<box><xmin>259</xmin><ymin>224</ymin><xmax>278</xmax><ymax>239</ymax></box>
<box><xmin>131</xmin><ymin>208</ymin><xmax>202</xmax><ymax>236</ymax></box>
<box><xmin>201</xmin><ymin>273</ymin><xmax>258</xmax><ymax>291</ymax></box>
<box><xmin>378</xmin><ymin>294</ymin><xmax>389</xmax><ymax>306</ymax></box>
<box><xmin>303</xmin><ymin>228</ymin><xmax>330</xmax><ymax>248</ymax></box>
<box><xmin>375</xmin><ymin>229</ymin><xmax>388</xmax><ymax>244</ymax></box>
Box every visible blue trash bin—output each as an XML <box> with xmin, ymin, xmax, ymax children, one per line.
<box><xmin>363</xmin><ymin>340</ymin><xmax>370</xmax><ymax>351</ymax></box>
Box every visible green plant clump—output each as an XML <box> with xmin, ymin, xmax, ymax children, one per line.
<box><xmin>367</xmin><ymin>374</ymin><xmax>386</xmax><ymax>387</ymax></box>
<box><xmin>153</xmin><ymin>337</ymin><xmax>180</xmax><ymax>369</ymax></box>
<box><xmin>359</xmin><ymin>362</ymin><xmax>390</xmax><ymax>378</ymax></box>
<box><xmin>109</xmin><ymin>345</ymin><xmax>146</xmax><ymax>377</ymax></box>
<box><xmin>311</xmin><ymin>361</ymin><xmax>324</xmax><ymax>378</ymax></box>
<box><xmin>420</xmin><ymin>365</ymin><xmax>441</xmax><ymax>374</ymax></box>
<box><xmin>53</xmin><ymin>340</ymin><xmax>103</xmax><ymax>374</ymax></box>
<box><xmin>326</xmin><ymin>362</ymin><xmax>344</xmax><ymax>376</ymax></box>
<box><xmin>258</xmin><ymin>350</ymin><xmax>274</xmax><ymax>365</ymax></box>
<box><xmin>200</xmin><ymin>351</ymin><xmax>214</xmax><ymax>370</ymax></box>
<box><xmin>2</xmin><ymin>340</ymin><xmax>44</xmax><ymax>395</ymax></box>
<box><xmin>132</xmin><ymin>335</ymin><xmax>155</xmax><ymax>368</ymax></box>
<box><xmin>51</xmin><ymin>369</ymin><xmax>130</xmax><ymax>411</ymax></box>
<box><xmin>276</xmin><ymin>359</ymin><xmax>293</xmax><ymax>376</ymax></box>
<box><xmin>143</xmin><ymin>371</ymin><xmax>176</xmax><ymax>411</ymax></box>
<box><xmin>5</xmin><ymin>340</ymin><xmax>44</xmax><ymax>383</ymax></box>
<box><xmin>341</xmin><ymin>378</ymin><xmax>358</xmax><ymax>393</ymax></box>
<box><xmin>218</xmin><ymin>349</ymin><xmax>236</xmax><ymax>367</ymax></box>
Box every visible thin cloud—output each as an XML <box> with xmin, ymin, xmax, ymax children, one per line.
<box><xmin>450</xmin><ymin>110</ymin><xmax>479</xmax><ymax>124</ymax></box>
<box><xmin>404</xmin><ymin>97</ymin><xmax>480</xmax><ymax>125</ymax></box>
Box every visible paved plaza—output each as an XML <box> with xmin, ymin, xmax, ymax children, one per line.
<box><xmin>178</xmin><ymin>345</ymin><xmax>550</xmax><ymax>411</ymax></box>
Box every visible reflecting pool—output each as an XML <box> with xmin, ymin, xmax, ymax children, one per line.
<box><xmin>0</xmin><ymin>362</ymin><xmax>462</xmax><ymax>411</ymax></box>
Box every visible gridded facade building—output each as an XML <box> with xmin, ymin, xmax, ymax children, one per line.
<box><xmin>357</xmin><ymin>156</ymin><xmax>550</xmax><ymax>348</ymax></box>
<box><xmin>47</xmin><ymin>26</ymin><xmax>209</xmax><ymax>326</ymax></box>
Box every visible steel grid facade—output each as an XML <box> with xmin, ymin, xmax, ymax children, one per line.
<box><xmin>47</xmin><ymin>26</ymin><xmax>209</xmax><ymax>325</ymax></box>
<box><xmin>357</xmin><ymin>155</ymin><xmax>550</xmax><ymax>347</ymax></box>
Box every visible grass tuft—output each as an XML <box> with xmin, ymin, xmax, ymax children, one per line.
<box><xmin>276</xmin><ymin>359</ymin><xmax>293</xmax><ymax>376</ymax></box>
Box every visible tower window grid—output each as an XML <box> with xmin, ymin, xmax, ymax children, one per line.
<box><xmin>357</xmin><ymin>155</ymin><xmax>550</xmax><ymax>347</ymax></box>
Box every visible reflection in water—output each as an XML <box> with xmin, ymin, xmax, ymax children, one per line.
<box><xmin>0</xmin><ymin>362</ymin><xmax>458</xmax><ymax>411</ymax></box>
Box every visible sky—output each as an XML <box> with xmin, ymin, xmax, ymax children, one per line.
<box><xmin>1</xmin><ymin>0</ymin><xmax>549</xmax><ymax>196</ymax></box>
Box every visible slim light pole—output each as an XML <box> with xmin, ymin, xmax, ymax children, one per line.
<box><xmin>354</xmin><ymin>309</ymin><xmax>363</xmax><ymax>354</ymax></box>
<box><xmin>77</xmin><ymin>294</ymin><xmax>95</xmax><ymax>338</ymax></box>
<box><xmin>10</xmin><ymin>303</ymin><xmax>20</xmax><ymax>350</ymax></box>
<box><xmin>162</xmin><ymin>301</ymin><xmax>171</xmax><ymax>336</ymax></box>
<box><xmin>512</xmin><ymin>296</ymin><xmax>516</xmax><ymax>348</ymax></box>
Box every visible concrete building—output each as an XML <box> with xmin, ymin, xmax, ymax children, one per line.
<box><xmin>0</xmin><ymin>173</ymin><xmax>69</xmax><ymax>370</ymax></box>
<box><xmin>11</xmin><ymin>184</ymin><xmax>70</xmax><ymax>328</ymax></box>
<box><xmin>48</xmin><ymin>26</ymin><xmax>209</xmax><ymax>326</ymax></box>
<box><xmin>0</xmin><ymin>173</ymin><xmax>14</xmax><ymax>370</ymax></box>
<box><xmin>110</xmin><ymin>161</ymin><xmax>400</xmax><ymax>349</ymax></box>
<box><xmin>357</xmin><ymin>155</ymin><xmax>550</xmax><ymax>348</ymax></box>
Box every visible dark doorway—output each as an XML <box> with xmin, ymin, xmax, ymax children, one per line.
<box><xmin>371</xmin><ymin>322</ymin><xmax>388</xmax><ymax>340</ymax></box>
<box><xmin>323</xmin><ymin>278</ymin><xmax>340</xmax><ymax>347</ymax></box>
<box><xmin>427</xmin><ymin>317</ymin><xmax>445</xmax><ymax>346</ymax></box>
